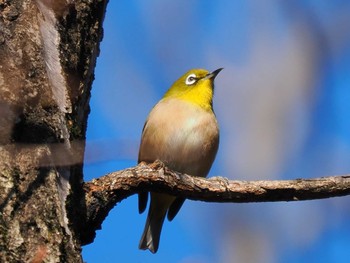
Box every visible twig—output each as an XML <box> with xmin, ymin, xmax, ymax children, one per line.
<box><xmin>81</xmin><ymin>160</ymin><xmax>350</xmax><ymax>244</ymax></box>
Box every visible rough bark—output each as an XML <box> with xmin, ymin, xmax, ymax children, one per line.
<box><xmin>0</xmin><ymin>0</ymin><xmax>107</xmax><ymax>262</ymax></box>
<box><xmin>83</xmin><ymin>161</ymin><xmax>350</xmax><ymax>245</ymax></box>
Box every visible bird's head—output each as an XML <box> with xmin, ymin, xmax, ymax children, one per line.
<box><xmin>164</xmin><ymin>68</ymin><xmax>223</xmax><ymax>111</ymax></box>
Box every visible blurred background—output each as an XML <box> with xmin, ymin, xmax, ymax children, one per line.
<box><xmin>82</xmin><ymin>1</ymin><xmax>350</xmax><ymax>262</ymax></box>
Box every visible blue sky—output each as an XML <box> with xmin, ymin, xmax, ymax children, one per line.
<box><xmin>83</xmin><ymin>1</ymin><xmax>350</xmax><ymax>262</ymax></box>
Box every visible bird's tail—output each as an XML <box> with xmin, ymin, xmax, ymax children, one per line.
<box><xmin>139</xmin><ymin>193</ymin><xmax>175</xmax><ymax>253</ymax></box>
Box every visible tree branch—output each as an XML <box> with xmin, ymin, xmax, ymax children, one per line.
<box><xmin>81</xmin><ymin>160</ymin><xmax>350</xmax><ymax>244</ymax></box>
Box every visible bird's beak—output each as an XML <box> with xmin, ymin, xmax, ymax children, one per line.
<box><xmin>205</xmin><ymin>68</ymin><xmax>223</xmax><ymax>80</ymax></box>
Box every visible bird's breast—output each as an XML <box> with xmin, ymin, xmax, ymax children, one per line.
<box><xmin>139</xmin><ymin>98</ymin><xmax>219</xmax><ymax>177</ymax></box>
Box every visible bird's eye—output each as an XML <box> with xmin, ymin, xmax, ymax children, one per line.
<box><xmin>185</xmin><ymin>74</ymin><xmax>197</xmax><ymax>85</ymax></box>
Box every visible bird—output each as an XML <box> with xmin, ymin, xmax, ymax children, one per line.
<box><xmin>138</xmin><ymin>68</ymin><xmax>222</xmax><ymax>253</ymax></box>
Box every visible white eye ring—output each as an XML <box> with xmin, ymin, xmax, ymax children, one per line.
<box><xmin>185</xmin><ymin>73</ymin><xmax>197</xmax><ymax>85</ymax></box>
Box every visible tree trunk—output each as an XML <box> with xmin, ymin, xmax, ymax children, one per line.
<box><xmin>0</xmin><ymin>0</ymin><xmax>107</xmax><ymax>261</ymax></box>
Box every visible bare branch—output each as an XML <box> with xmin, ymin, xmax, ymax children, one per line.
<box><xmin>82</xmin><ymin>160</ymin><xmax>350</xmax><ymax>244</ymax></box>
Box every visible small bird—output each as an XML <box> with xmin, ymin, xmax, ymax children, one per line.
<box><xmin>138</xmin><ymin>68</ymin><xmax>222</xmax><ymax>253</ymax></box>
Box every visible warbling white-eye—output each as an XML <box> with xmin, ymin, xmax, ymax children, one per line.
<box><xmin>138</xmin><ymin>68</ymin><xmax>222</xmax><ymax>253</ymax></box>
